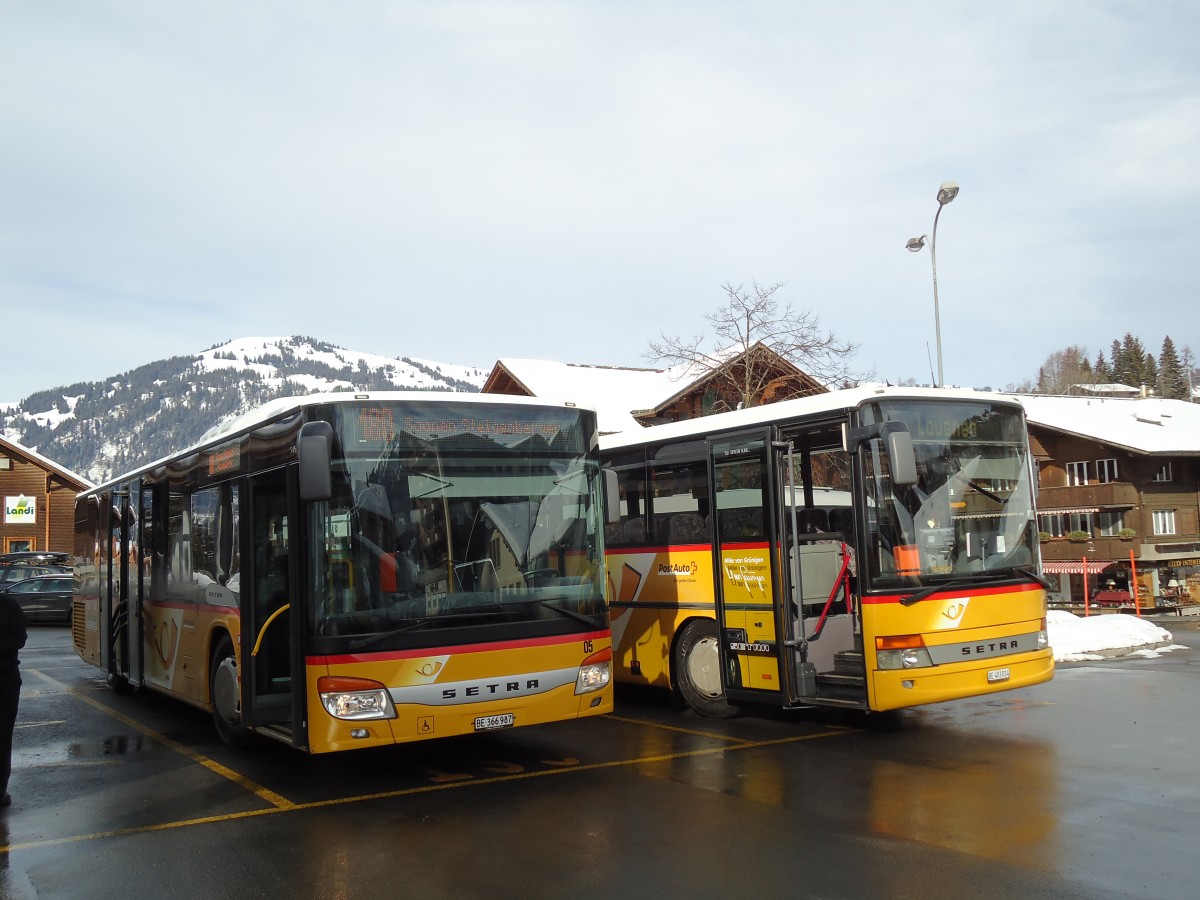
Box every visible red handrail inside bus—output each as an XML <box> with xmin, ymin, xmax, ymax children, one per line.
<box><xmin>808</xmin><ymin>543</ymin><xmax>853</xmax><ymax>642</ymax></box>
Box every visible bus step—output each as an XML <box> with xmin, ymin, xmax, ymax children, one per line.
<box><xmin>787</xmin><ymin>696</ymin><xmax>864</xmax><ymax>710</ymax></box>
<box><xmin>817</xmin><ymin>671</ymin><xmax>864</xmax><ymax>689</ymax></box>
<box><xmin>255</xmin><ymin>723</ymin><xmax>293</xmax><ymax>746</ymax></box>
<box><xmin>834</xmin><ymin>649</ymin><xmax>864</xmax><ymax>675</ymax></box>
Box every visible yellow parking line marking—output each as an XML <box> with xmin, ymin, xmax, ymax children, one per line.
<box><xmin>1</xmin><ymin>722</ymin><xmax>856</xmax><ymax>855</ymax></box>
<box><xmin>607</xmin><ymin>714</ymin><xmax>754</xmax><ymax>742</ymax></box>
<box><xmin>25</xmin><ymin>669</ymin><xmax>296</xmax><ymax>811</ymax></box>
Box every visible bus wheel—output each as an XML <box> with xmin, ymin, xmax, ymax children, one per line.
<box><xmin>210</xmin><ymin>634</ymin><xmax>251</xmax><ymax>748</ymax></box>
<box><xmin>673</xmin><ymin>619</ymin><xmax>739</xmax><ymax>718</ymax></box>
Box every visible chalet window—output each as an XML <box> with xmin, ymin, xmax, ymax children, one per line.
<box><xmin>1153</xmin><ymin>462</ymin><xmax>1173</xmax><ymax>483</ymax></box>
<box><xmin>1095</xmin><ymin>459</ymin><xmax>1118</xmax><ymax>484</ymax></box>
<box><xmin>1039</xmin><ymin>512</ymin><xmax>1092</xmax><ymax>537</ymax></box>
<box><xmin>1098</xmin><ymin>511</ymin><xmax>1125</xmax><ymax>536</ymax></box>
<box><xmin>1066</xmin><ymin>461</ymin><xmax>1089</xmax><ymax>486</ymax></box>
<box><xmin>1039</xmin><ymin>514</ymin><xmax>1065</xmax><ymax>538</ymax></box>
<box><xmin>1152</xmin><ymin>509</ymin><xmax>1177</xmax><ymax>536</ymax></box>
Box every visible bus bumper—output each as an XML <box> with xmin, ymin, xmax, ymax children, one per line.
<box><xmin>870</xmin><ymin>649</ymin><xmax>1055</xmax><ymax>712</ymax></box>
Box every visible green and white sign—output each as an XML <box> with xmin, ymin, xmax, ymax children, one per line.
<box><xmin>5</xmin><ymin>495</ymin><xmax>36</xmax><ymax>524</ymax></box>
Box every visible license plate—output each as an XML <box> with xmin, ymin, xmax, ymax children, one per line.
<box><xmin>987</xmin><ymin>667</ymin><xmax>1011</xmax><ymax>684</ymax></box>
<box><xmin>474</xmin><ymin>713</ymin><xmax>515</xmax><ymax>732</ymax></box>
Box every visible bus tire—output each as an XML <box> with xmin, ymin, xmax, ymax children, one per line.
<box><xmin>673</xmin><ymin>618</ymin><xmax>739</xmax><ymax>719</ymax></box>
<box><xmin>210</xmin><ymin>633</ymin><xmax>251</xmax><ymax>748</ymax></box>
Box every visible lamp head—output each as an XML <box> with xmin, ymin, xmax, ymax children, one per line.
<box><xmin>905</xmin><ymin>235</ymin><xmax>926</xmax><ymax>252</ymax></box>
<box><xmin>937</xmin><ymin>182</ymin><xmax>960</xmax><ymax>205</ymax></box>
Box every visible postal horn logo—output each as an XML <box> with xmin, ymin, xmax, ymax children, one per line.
<box><xmin>942</xmin><ymin>599</ymin><xmax>969</xmax><ymax>624</ymax></box>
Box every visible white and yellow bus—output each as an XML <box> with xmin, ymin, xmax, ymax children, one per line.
<box><xmin>601</xmin><ymin>386</ymin><xmax>1053</xmax><ymax>717</ymax></box>
<box><xmin>73</xmin><ymin>393</ymin><xmax>613</xmax><ymax>753</ymax></box>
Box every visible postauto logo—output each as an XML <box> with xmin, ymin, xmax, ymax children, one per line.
<box><xmin>4</xmin><ymin>495</ymin><xmax>36</xmax><ymax>524</ymax></box>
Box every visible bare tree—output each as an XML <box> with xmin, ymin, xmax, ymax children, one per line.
<box><xmin>647</xmin><ymin>282</ymin><xmax>867</xmax><ymax>410</ymax></box>
<box><xmin>1034</xmin><ymin>345</ymin><xmax>1094</xmax><ymax>394</ymax></box>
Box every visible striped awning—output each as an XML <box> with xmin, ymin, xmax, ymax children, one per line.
<box><xmin>1037</xmin><ymin>507</ymin><xmax>1100</xmax><ymax>516</ymax></box>
<box><xmin>1042</xmin><ymin>560</ymin><xmax>1115</xmax><ymax>575</ymax></box>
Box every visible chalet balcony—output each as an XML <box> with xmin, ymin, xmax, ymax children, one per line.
<box><xmin>1037</xmin><ymin>481</ymin><xmax>1139</xmax><ymax>512</ymax></box>
<box><xmin>1040</xmin><ymin>535</ymin><xmax>1141</xmax><ymax>563</ymax></box>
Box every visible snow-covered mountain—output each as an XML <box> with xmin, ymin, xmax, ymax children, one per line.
<box><xmin>1</xmin><ymin>336</ymin><xmax>487</xmax><ymax>484</ymax></box>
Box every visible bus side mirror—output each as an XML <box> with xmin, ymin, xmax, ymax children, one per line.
<box><xmin>846</xmin><ymin>421</ymin><xmax>918</xmax><ymax>487</ymax></box>
<box><xmin>603</xmin><ymin>469</ymin><xmax>621</xmax><ymax>524</ymax></box>
<box><xmin>887</xmin><ymin>431</ymin><xmax>918</xmax><ymax>486</ymax></box>
<box><xmin>298</xmin><ymin>422</ymin><xmax>333</xmax><ymax>502</ymax></box>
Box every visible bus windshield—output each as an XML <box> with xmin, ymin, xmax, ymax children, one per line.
<box><xmin>861</xmin><ymin>400</ymin><xmax>1037</xmax><ymax>587</ymax></box>
<box><xmin>308</xmin><ymin>401</ymin><xmax>607</xmax><ymax>638</ymax></box>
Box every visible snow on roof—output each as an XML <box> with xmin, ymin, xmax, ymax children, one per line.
<box><xmin>1017</xmin><ymin>394</ymin><xmax>1200</xmax><ymax>455</ymax></box>
<box><xmin>491</xmin><ymin>358</ymin><xmax>698</xmax><ymax>433</ymax></box>
<box><xmin>1070</xmin><ymin>383</ymin><xmax>1141</xmax><ymax>396</ymax></box>
<box><xmin>0</xmin><ymin>434</ymin><xmax>93</xmax><ymax>488</ymax></box>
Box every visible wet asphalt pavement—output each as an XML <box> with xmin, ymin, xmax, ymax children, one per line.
<box><xmin>3</xmin><ymin>619</ymin><xmax>1199</xmax><ymax>900</ymax></box>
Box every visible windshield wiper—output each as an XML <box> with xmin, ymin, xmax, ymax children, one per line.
<box><xmin>1015</xmin><ymin>566</ymin><xmax>1055</xmax><ymax>591</ymax></box>
<box><xmin>348</xmin><ymin>610</ymin><xmax>508</xmax><ymax>650</ymax></box>
<box><xmin>900</xmin><ymin>568</ymin><xmax>1036</xmax><ymax>606</ymax></box>
<box><xmin>963</xmin><ymin>479</ymin><xmax>1006</xmax><ymax>505</ymax></box>
<box><xmin>900</xmin><ymin>575</ymin><xmax>998</xmax><ymax>606</ymax></box>
<box><xmin>506</xmin><ymin>597</ymin><xmax>605</xmax><ymax>628</ymax></box>
<box><xmin>348</xmin><ymin>617</ymin><xmax>433</xmax><ymax>650</ymax></box>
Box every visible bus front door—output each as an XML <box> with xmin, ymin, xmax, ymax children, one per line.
<box><xmin>242</xmin><ymin>470</ymin><xmax>300</xmax><ymax>744</ymax></box>
<box><xmin>774</xmin><ymin>433</ymin><xmax>868</xmax><ymax>710</ymax></box>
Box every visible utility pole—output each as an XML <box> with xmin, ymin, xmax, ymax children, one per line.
<box><xmin>1184</xmin><ymin>347</ymin><xmax>1196</xmax><ymax>402</ymax></box>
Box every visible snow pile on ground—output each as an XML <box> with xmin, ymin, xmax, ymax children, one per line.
<box><xmin>1048</xmin><ymin>609</ymin><xmax>1184</xmax><ymax>661</ymax></box>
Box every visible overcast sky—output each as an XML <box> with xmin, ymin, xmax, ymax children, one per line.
<box><xmin>2</xmin><ymin>1</ymin><xmax>1197</xmax><ymax>403</ymax></box>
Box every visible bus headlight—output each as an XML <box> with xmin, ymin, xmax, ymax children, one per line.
<box><xmin>1037</xmin><ymin>619</ymin><xmax>1049</xmax><ymax>650</ymax></box>
<box><xmin>876</xmin><ymin>635</ymin><xmax>933</xmax><ymax>670</ymax></box>
<box><xmin>576</xmin><ymin>648</ymin><xmax>612</xmax><ymax>695</ymax></box>
<box><xmin>318</xmin><ymin>676</ymin><xmax>397</xmax><ymax>720</ymax></box>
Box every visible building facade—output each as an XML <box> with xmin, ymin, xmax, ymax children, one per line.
<box><xmin>1022</xmin><ymin>396</ymin><xmax>1200</xmax><ymax>609</ymax></box>
<box><xmin>0</xmin><ymin>435</ymin><xmax>91</xmax><ymax>555</ymax></box>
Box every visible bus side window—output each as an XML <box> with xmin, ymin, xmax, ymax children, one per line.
<box><xmin>649</xmin><ymin>461</ymin><xmax>707</xmax><ymax>544</ymax></box>
<box><xmin>608</xmin><ymin>464</ymin><xmax>647</xmax><ymax>548</ymax></box>
<box><xmin>604</xmin><ymin>520</ymin><xmax>624</xmax><ymax>545</ymax></box>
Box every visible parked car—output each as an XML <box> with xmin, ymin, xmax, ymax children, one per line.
<box><xmin>0</xmin><ymin>563</ymin><xmax>70</xmax><ymax>585</ymax></box>
<box><xmin>0</xmin><ymin>574</ymin><xmax>73</xmax><ymax>624</ymax></box>
<box><xmin>0</xmin><ymin>550</ymin><xmax>71</xmax><ymax>567</ymax></box>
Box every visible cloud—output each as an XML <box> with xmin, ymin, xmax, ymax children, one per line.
<box><xmin>1</xmin><ymin>1</ymin><xmax>1197</xmax><ymax>400</ymax></box>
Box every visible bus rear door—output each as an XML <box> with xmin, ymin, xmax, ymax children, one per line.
<box><xmin>708</xmin><ymin>430</ymin><xmax>788</xmax><ymax>709</ymax></box>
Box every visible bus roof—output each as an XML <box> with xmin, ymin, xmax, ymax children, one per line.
<box><xmin>598</xmin><ymin>385</ymin><xmax>1023</xmax><ymax>453</ymax></box>
<box><xmin>80</xmin><ymin>391</ymin><xmax>597</xmax><ymax>498</ymax></box>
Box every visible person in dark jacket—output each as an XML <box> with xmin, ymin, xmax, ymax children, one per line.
<box><xmin>0</xmin><ymin>589</ymin><xmax>26</xmax><ymax>808</ymax></box>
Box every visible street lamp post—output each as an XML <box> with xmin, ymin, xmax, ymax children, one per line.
<box><xmin>906</xmin><ymin>181</ymin><xmax>959</xmax><ymax>387</ymax></box>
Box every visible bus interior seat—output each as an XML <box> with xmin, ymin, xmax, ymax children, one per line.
<box><xmin>827</xmin><ymin>508</ymin><xmax>854</xmax><ymax>545</ymax></box>
<box><xmin>622</xmin><ymin>517</ymin><xmax>646</xmax><ymax>544</ymax></box>
<box><xmin>797</xmin><ymin>507</ymin><xmax>829</xmax><ymax>536</ymax></box>
<box><xmin>668</xmin><ymin>513</ymin><xmax>707</xmax><ymax>543</ymax></box>
<box><xmin>604</xmin><ymin>521</ymin><xmax>624</xmax><ymax>545</ymax></box>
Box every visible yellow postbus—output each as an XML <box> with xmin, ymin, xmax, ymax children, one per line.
<box><xmin>73</xmin><ymin>392</ymin><xmax>613</xmax><ymax>753</ymax></box>
<box><xmin>601</xmin><ymin>386</ymin><xmax>1053</xmax><ymax>717</ymax></box>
